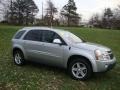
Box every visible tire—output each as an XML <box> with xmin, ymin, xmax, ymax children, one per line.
<box><xmin>13</xmin><ymin>50</ymin><xmax>25</xmax><ymax>66</ymax></box>
<box><xmin>68</xmin><ymin>58</ymin><xmax>92</xmax><ymax>80</ymax></box>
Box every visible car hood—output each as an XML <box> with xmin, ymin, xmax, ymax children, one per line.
<box><xmin>72</xmin><ymin>42</ymin><xmax>111</xmax><ymax>52</ymax></box>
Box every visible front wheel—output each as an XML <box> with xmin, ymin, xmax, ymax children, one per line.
<box><xmin>68</xmin><ymin>58</ymin><xmax>92</xmax><ymax>80</ymax></box>
<box><xmin>13</xmin><ymin>50</ymin><xmax>25</xmax><ymax>66</ymax></box>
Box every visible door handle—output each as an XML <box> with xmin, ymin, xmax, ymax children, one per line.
<box><xmin>42</xmin><ymin>43</ymin><xmax>44</xmax><ymax>46</ymax></box>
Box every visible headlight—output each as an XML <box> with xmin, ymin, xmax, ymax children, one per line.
<box><xmin>95</xmin><ymin>49</ymin><xmax>102</xmax><ymax>60</ymax></box>
<box><xmin>95</xmin><ymin>49</ymin><xmax>110</xmax><ymax>60</ymax></box>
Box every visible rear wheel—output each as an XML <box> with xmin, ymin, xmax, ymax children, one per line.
<box><xmin>68</xmin><ymin>58</ymin><xmax>92</xmax><ymax>80</ymax></box>
<box><xmin>13</xmin><ymin>50</ymin><xmax>25</xmax><ymax>66</ymax></box>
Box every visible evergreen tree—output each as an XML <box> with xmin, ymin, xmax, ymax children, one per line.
<box><xmin>102</xmin><ymin>8</ymin><xmax>113</xmax><ymax>28</ymax></box>
<box><xmin>61</xmin><ymin>0</ymin><xmax>80</xmax><ymax>26</ymax></box>
<box><xmin>104</xmin><ymin>8</ymin><xmax>113</xmax><ymax>18</ymax></box>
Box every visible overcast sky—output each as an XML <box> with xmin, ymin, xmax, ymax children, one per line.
<box><xmin>34</xmin><ymin>0</ymin><xmax>120</xmax><ymax>21</ymax></box>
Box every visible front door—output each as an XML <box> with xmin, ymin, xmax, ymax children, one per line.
<box><xmin>41</xmin><ymin>30</ymin><xmax>66</xmax><ymax>66</ymax></box>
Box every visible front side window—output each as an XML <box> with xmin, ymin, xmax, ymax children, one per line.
<box><xmin>42</xmin><ymin>30</ymin><xmax>66</xmax><ymax>45</ymax></box>
<box><xmin>24</xmin><ymin>30</ymin><xmax>42</xmax><ymax>41</ymax></box>
<box><xmin>14</xmin><ymin>30</ymin><xmax>26</xmax><ymax>39</ymax></box>
<box><xmin>42</xmin><ymin>31</ymin><xmax>55</xmax><ymax>43</ymax></box>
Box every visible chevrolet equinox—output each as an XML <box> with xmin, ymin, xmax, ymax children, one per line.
<box><xmin>12</xmin><ymin>27</ymin><xmax>116</xmax><ymax>80</ymax></box>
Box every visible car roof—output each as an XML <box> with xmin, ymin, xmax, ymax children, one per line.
<box><xmin>20</xmin><ymin>27</ymin><xmax>68</xmax><ymax>33</ymax></box>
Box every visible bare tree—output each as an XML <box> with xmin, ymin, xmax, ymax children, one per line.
<box><xmin>112</xmin><ymin>5</ymin><xmax>120</xmax><ymax>29</ymax></box>
<box><xmin>6</xmin><ymin>0</ymin><xmax>38</xmax><ymax>25</ymax></box>
<box><xmin>0</xmin><ymin>0</ymin><xmax>10</xmax><ymax>21</ymax></box>
<box><xmin>89</xmin><ymin>14</ymin><xmax>101</xmax><ymax>27</ymax></box>
<box><xmin>89</xmin><ymin>8</ymin><xmax>114</xmax><ymax>29</ymax></box>
<box><xmin>45</xmin><ymin>0</ymin><xmax>57</xmax><ymax>26</ymax></box>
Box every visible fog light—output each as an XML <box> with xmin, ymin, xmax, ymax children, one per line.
<box><xmin>105</xmin><ymin>64</ymin><xmax>108</xmax><ymax>68</ymax></box>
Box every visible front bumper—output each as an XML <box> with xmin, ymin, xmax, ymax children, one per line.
<box><xmin>95</xmin><ymin>57</ymin><xmax>116</xmax><ymax>72</ymax></box>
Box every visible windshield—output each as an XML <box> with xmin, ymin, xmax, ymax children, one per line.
<box><xmin>59</xmin><ymin>31</ymin><xmax>84</xmax><ymax>44</ymax></box>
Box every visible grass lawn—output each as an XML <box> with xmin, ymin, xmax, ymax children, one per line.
<box><xmin>0</xmin><ymin>25</ymin><xmax>120</xmax><ymax>90</ymax></box>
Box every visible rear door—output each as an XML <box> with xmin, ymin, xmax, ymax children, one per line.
<box><xmin>23</xmin><ymin>30</ymin><xmax>45</xmax><ymax>61</ymax></box>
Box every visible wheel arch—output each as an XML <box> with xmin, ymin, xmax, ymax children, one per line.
<box><xmin>13</xmin><ymin>47</ymin><xmax>23</xmax><ymax>56</ymax></box>
<box><xmin>67</xmin><ymin>55</ymin><xmax>93</xmax><ymax>72</ymax></box>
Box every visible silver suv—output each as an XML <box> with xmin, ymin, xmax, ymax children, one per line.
<box><xmin>12</xmin><ymin>27</ymin><xmax>116</xmax><ymax>80</ymax></box>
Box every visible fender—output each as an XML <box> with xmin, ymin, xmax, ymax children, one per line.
<box><xmin>13</xmin><ymin>44</ymin><xmax>28</xmax><ymax>60</ymax></box>
<box><xmin>63</xmin><ymin>48</ymin><xmax>97</xmax><ymax>72</ymax></box>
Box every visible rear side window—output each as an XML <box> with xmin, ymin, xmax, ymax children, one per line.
<box><xmin>14</xmin><ymin>30</ymin><xmax>26</xmax><ymax>39</ymax></box>
<box><xmin>24</xmin><ymin>30</ymin><xmax>42</xmax><ymax>41</ymax></box>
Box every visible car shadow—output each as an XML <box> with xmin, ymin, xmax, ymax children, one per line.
<box><xmin>26</xmin><ymin>61</ymin><xmax>67</xmax><ymax>74</ymax></box>
<box><xmin>22</xmin><ymin>61</ymin><xmax>112</xmax><ymax>81</ymax></box>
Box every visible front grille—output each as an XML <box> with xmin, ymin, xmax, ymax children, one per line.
<box><xmin>107</xmin><ymin>51</ymin><xmax>114</xmax><ymax>59</ymax></box>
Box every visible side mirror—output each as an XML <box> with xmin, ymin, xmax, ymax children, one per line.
<box><xmin>53</xmin><ymin>39</ymin><xmax>62</xmax><ymax>45</ymax></box>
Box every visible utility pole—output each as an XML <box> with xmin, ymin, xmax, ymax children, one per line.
<box><xmin>41</xmin><ymin>1</ymin><xmax>44</xmax><ymax>25</ymax></box>
<box><xmin>10</xmin><ymin>0</ymin><xmax>13</xmax><ymax>23</ymax></box>
<box><xmin>49</xmin><ymin>0</ymin><xmax>52</xmax><ymax>28</ymax></box>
